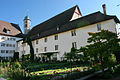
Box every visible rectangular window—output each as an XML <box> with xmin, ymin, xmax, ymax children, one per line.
<box><xmin>7</xmin><ymin>37</ymin><xmax>10</xmax><ymax>40</ymax></box>
<box><xmin>6</xmin><ymin>50</ymin><xmax>9</xmax><ymax>53</ymax></box>
<box><xmin>55</xmin><ymin>45</ymin><xmax>58</xmax><ymax>50</ymax></box>
<box><xmin>44</xmin><ymin>47</ymin><xmax>47</xmax><ymax>52</ymax></box>
<box><xmin>97</xmin><ymin>24</ymin><xmax>101</xmax><ymax>31</ymax></box>
<box><xmin>1</xmin><ymin>43</ymin><xmax>5</xmax><ymax>47</ymax></box>
<box><xmin>10</xmin><ymin>50</ymin><xmax>12</xmax><ymax>53</ymax></box>
<box><xmin>72</xmin><ymin>42</ymin><xmax>77</xmax><ymax>48</ymax></box>
<box><xmin>13</xmin><ymin>50</ymin><xmax>15</xmax><ymax>53</ymax></box>
<box><xmin>55</xmin><ymin>35</ymin><xmax>58</xmax><ymax>40</ymax></box>
<box><xmin>10</xmin><ymin>38</ymin><xmax>12</xmax><ymax>40</ymax></box>
<box><xmin>44</xmin><ymin>38</ymin><xmax>47</xmax><ymax>42</ymax></box>
<box><xmin>1</xmin><ymin>37</ymin><xmax>5</xmax><ymax>40</ymax></box>
<box><xmin>13</xmin><ymin>44</ymin><xmax>15</xmax><ymax>47</ymax></box>
<box><xmin>36</xmin><ymin>40</ymin><xmax>38</xmax><ymax>44</ymax></box>
<box><xmin>36</xmin><ymin>48</ymin><xmax>38</xmax><ymax>53</ymax></box>
<box><xmin>52</xmin><ymin>53</ymin><xmax>57</xmax><ymax>60</ymax></box>
<box><xmin>13</xmin><ymin>38</ymin><xmax>16</xmax><ymax>41</ymax></box>
<box><xmin>6</xmin><ymin>44</ymin><xmax>9</xmax><ymax>47</ymax></box>
<box><xmin>1</xmin><ymin>50</ymin><xmax>5</xmax><ymax>53</ymax></box>
<box><xmin>71</xmin><ymin>30</ymin><xmax>76</xmax><ymax>36</ymax></box>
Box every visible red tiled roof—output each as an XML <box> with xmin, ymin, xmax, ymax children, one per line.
<box><xmin>0</xmin><ymin>20</ymin><xmax>22</xmax><ymax>36</ymax></box>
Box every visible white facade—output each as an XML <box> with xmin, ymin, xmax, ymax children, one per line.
<box><xmin>17</xmin><ymin>19</ymin><xmax>118</xmax><ymax>60</ymax></box>
<box><xmin>0</xmin><ymin>35</ymin><xmax>21</xmax><ymax>60</ymax></box>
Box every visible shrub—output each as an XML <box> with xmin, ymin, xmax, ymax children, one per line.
<box><xmin>7</xmin><ymin>68</ymin><xmax>31</xmax><ymax>80</ymax></box>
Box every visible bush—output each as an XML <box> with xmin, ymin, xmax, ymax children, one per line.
<box><xmin>7</xmin><ymin>68</ymin><xmax>31</xmax><ymax>80</ymax></box>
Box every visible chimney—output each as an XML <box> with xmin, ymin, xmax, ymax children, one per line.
<box><xmin>102</xmin><ymin>4</ymin><xmax>107</xmax><ymax>15</ymax></box>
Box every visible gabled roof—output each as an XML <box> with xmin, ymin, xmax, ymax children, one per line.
<box><xmin>28</xmin><ymin>6</ymin><xmax>120</xmax><ymax>41</ymax></box>
<box><xmin>28</xmin><ymin>5</ymin><xmax>80</xmax><ymax>36</ymax></box>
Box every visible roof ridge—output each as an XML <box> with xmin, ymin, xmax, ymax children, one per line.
<box><xmin>10</xmin><ymin>23</ymin><xmax>22</xmax><ymax>32</ymax></box>
<box><xmin>29</xmin><ymin>5</ymin><xmax>79</xmax><ymax>36</ymax></box>
<box><xmin>69</xmin><ymin>11</ymin><xmax>101</xmax><ymax>23</ymax></box>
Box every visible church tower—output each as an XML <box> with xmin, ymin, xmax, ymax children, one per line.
<box><xmin>24</xmin><ymin>16</ymin><xmax>31</xmax><ymax>34</ymax></box>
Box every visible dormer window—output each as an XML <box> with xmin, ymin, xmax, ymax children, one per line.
<box><xmin>37</xmin><ymin>33</ymin><xmax>40</xmax><ymax>37</ymax></box>
<box><xmin>57</xmin><ymin>27</ymin><xmax>60</xmax><ymax>31</ymax></box>
<box><xmin>3</xmin><ymin>28</ymin><xmax>7</xmax><ymax>33</ymax></box>
<box><xmin>3</xmin><ymin>28</ymin><xmax>11</xmax><ymax>34</ymax></box>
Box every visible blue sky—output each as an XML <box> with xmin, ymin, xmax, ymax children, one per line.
<box><xmin>0</xmin><ymin>0</ymin><xmax>120</xmax><ymax>33</ymax></box>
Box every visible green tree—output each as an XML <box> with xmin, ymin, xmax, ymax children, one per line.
<box><xmin>80</xmin><ymin>30</ymin><xmax>120</xmax><ymax>72</ymax></box>
<box><xmin>64</xmin><ymin>48</ymin><xmax>79</xmax><ymax>72</ymax></box>
<box><xmin>64</xmin><ymin>48</ymin><xmax>79</xmax><ymax>61</ymax></box>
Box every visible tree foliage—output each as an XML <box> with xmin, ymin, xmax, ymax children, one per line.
<box><xmin>64</xmin><ymin>48</ymin><xmax>83</xmax><ymax>61</ymax></box>
<box><xmin>80</xmin><ymin>30</ymin><xmax>120</xmax><ymax>71</ymax></box>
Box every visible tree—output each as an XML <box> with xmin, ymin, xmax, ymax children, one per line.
<box><xmin>25</xmin><ymin>35</ymin><xmax>34</xmax><ymax>62</ymax></box>
<box><xmin>80</xmin><ymin>30</ymin><xmax>120</xmax><ymax>72</ymax></box>
<box><xmin>13</xmin><ymin>52</ymin><xmax>19</xmax><ymax>61</ymax></box>
<box><xmin>64</xmin><ymin>48</ymin><xmax>79</xmax><ymax>72</ymax></box>
<box><xmin>64</xmin><ymin>48</ymin><xmax>79</xmax><ymax>61</ymax></box>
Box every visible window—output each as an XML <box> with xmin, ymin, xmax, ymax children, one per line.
<box><xmin>1</xmin><ymin>43</ymin><xmax>5</xmax><ymax>47</ymax></box>
<box><xmin>52</xmin><ymin>54</ymin><xmax>57</xmax><ymax>60</ymax></box>
<box><xmin>24</xmin><ymin>20</ymin><xmax>27</xmax><ymax>24</ymax></box>
<box><xmin>3</xmin><ymin>28</ymin><xmax>7</xmax><ymax>33</ymax></box>
<box><xmin>6</xmin><ymin>50</ymin><xmax>9</xmax><ymax>53</ymax></box>
<box><xmin>71</xmin><ymin>30</ymin><xmax>76</xmax><ymax>36</ymax></box>
<box><xmin>1</xmin><ymin>50</ymin><xmax>5</xmax><ymax>53</ymax></box>
<box><xmin>10</xmin><ymin>50</ymin><xmax>13</xmax><ymax>53</ymax></box>
<box><xmin>55</xmin><ymin>45</ymin><xmax>58</xmax><ymax>50</ymax></box>
<box><xmin>97</xmin><ymin>24</ymin><xmax>101</xmax><ymax>31</ymax></box>
<box><xmin>44</xmin><ymin>47</ymin><xmax>47</xmax><ymax>52</ymax></box>
<box><xmin>57</xmin><ymin>27</ymin><xmax>60</xmax><ymax>31</ymax></box>
<box><xmin>13</xmin><ymin>50</ymin><xmax>15</xmax><ymax>53</ymax></box>
<box><xmin>24</xmin><ymin>24</ymin><xmax>27</xmax><ymax>27</ymax></box>
<box><xmin>13</xmin><ymin>44</ymin><xmax>15</xmax><ymax>47</ymax></box>
<box><xmin>9</xmin><ymin>44</ymin><xmax>12</xmax><ymax>47</ymax></box>
<box><xmin>72</xmin><ymin>42</ymin><xmax>77</xmax><ymax>48</ymax></box>
<box><xmin>44</xmin><ymin>38</ymin><xmax>47</xmax><ymax>42</ymax></box>
<box><xmin>7</xmin><ymin>37</ymin><xmax>10</xmax><ymax>40</ymax></box>
<box><xmin>36</xmin><ymin>40</ymin><xmax>38</xmax><ymax>44</ymax></box>
<box><xmin>6</xmin><ymin>44</ymin><xmax>9</xmax><ymax>47</ymax></box>
<box><xmin>1</xmin><ymin>37</ymin><xmax>5</xmax><ymax>40</ymax></box>
<box><xmin>10</xmin><ymin>38</ymin><xmax>12</xmax><ymax>40</ymax></box>
<box><xmin>55</xmin><ymin>35</ymin><xmax>58</xmax><ymax>40</ymax></box>
<box><xmin>36</xmin><ymin>48</ymin><xmax>38</xmax><ymax>53</ymax></box>
<box><xmin>13</xmin><ymin>38</ymin><xmax>15</xmax><ymax>41</ymax></box>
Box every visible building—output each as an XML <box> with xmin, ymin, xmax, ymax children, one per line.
<box><xmin>17</xmin><ymin>5</ymin><xmax>120</xmax><ymax>61</ymax></box>
<box><xmin>0</xmin><ymin>20</ymin><xmax>23</xmax><ymax>60</ymax></box>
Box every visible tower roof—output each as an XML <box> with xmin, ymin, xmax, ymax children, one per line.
<box><xmin>24</xmin><ymin>16</ymin><xmax>30</xmax><ymax>20</ymax></box>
